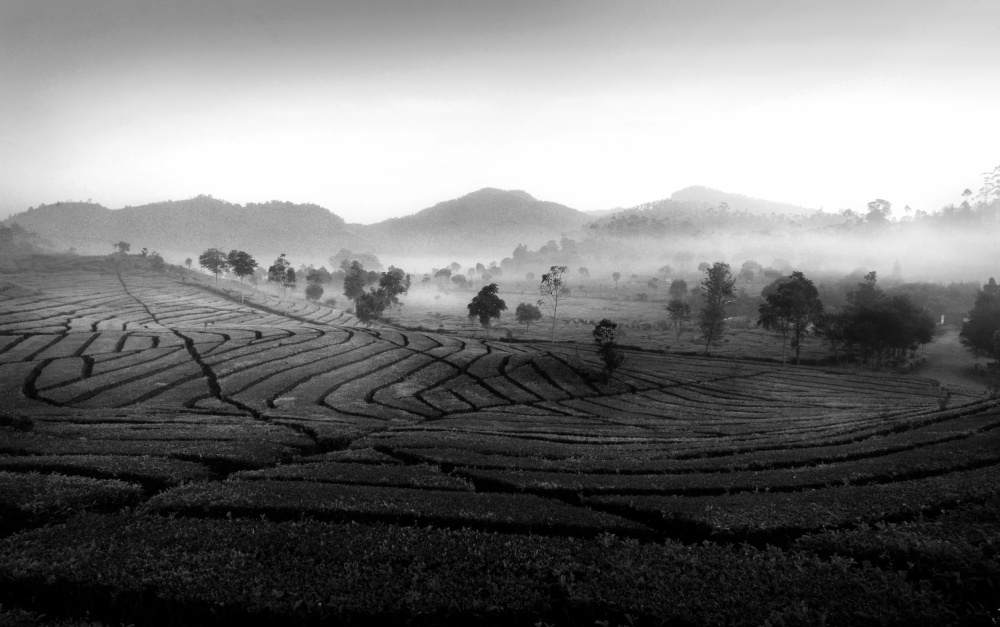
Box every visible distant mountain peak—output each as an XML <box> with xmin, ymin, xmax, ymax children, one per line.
<box><xmin>670</xmin><ymin>186</ymin><xmax>814</xmax><ymax>215</ymax></box>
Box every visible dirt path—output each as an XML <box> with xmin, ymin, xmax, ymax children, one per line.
<box><xmin>910</xmin><ymin>327</ymin><xmax>996</xmax><ymax>395</ymax></box>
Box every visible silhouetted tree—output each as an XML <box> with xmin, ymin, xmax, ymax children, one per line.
<box><xmin>758</xmin><ymin>271</ymin><xmax>824</xmax><ymax>365</ymax></box>
<box><xmin>960</xmin><ymin>277</ymin><xmax>1000</xmax><ymax>361</ymax></box>
<box><xmin>199</xmin><ymin>248</ymin><xmax>229</xmax><ymax>286</ymax></box>
<box><xmin>184</xmin><ymin>258</ymin><xmax>192</xmax><ymax>268</ymax></box>
<box><xmin>612</xmin><ymin>271</ymin><xmax>621</xmax><ymax>289</ymax></box>
<box><xmin>343</xmin><ymin>260</ymin><xmax>367</xmax><ymax>301</ymax></box>
<box><xmin>113</xmin><ymin>241</ymin><xmax>131</xmax><ymax>255</ymax></box>
<box><xmin>515</xmin><ymin>302</ymin><xmax>542</xmax><ymax>328</ymax></box>
<box><xmin>149</xmin><ymin>252</ymin><xmax>165</xmax><ymax>273</ymax></box>
<box><xmin>593</xmin><ymin>319</ymin><xmax>626</xmax><ymax>381</ymax></box>
<box><xmin>305</xmin><ymin>283</ymin><xmax>324</xmax><ymax>301</ymax></box>
<box><xmin>665</xmin><ymin>298</ymin><xmax>692</xmax><ymax>341</ymax></box>
<box><xmin>267</xmin><ymin>253</ymin><xmax>293</xmax><ymax>297</ymax></box>
<box><xmin>468</xmin><ymin>283</ymin><xmax>507</xmax><ymax>335</ymax></box>
<box><xmin>227</xmin><ymin>250</ymin><xmax>258</xmax><ymax>304</ymax></box>
<box><xmin>668</xmin><ymin>279</ymin><xmax>688</xmax><ymax>300</ymax></box>
<box><xmin>538</xmin><ymin>265</ymin><xmax>569</xmax><ymax>341</ymax></box>
<box><xmin>698</xmin><ymin>262</ymin><xmax>736</xmax><ymax>354</ymax></box>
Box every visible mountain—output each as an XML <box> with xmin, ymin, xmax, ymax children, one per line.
<box><xmin>360</xmin><ymin>188</ymin><xmax>590</xmax><ymax>257</ymax></box>
<box><xmin>670</xmin><ymin>186</ymin><xmax>816</xmax><ymax>216</ymax></box>
<box><xmin>3</xmin><ymin>196</ymin><xmax>360</xmax><ymax>262</ymax></box>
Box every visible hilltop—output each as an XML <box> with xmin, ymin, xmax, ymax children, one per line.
<box><xmin>670</xmin><ymin>185</ymin><xmax>816</xmax><ymax>215</ymax></box>
<box><xmin>360</xmin><ymin>188</ymin><xmax>590</xmax><ymax>256</ymax></box>
<box><xmin>2</xmin><ymin>196</ymin><xmax>360</xmax><ymax>261</ymax></box>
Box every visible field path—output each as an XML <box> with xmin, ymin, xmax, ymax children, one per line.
<box><xmin>913</xmin><ymin>327</ymin><xmax>993</xmax><ymax>393</ymax></box>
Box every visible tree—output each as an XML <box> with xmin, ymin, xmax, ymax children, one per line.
<box><xmin>525</xmin><ymin>272</ymin><xmax>535</xmax><ymax>282</ymax></box>
<box><xmin>343</xmin><ymin>260</ymin><xmax>367</xmax><ymax>301</ymax></box>
<box><xmin>538</xmin><ymin>266</ymin><xmax>569</xmax><ymax>341</ymax></box>
<box><xmin>515</xmin><ymin>302</ymin><xmax>543</xmax><ymax>328</ymax></box>
<box><xmin>284</xmin><ymin>268</ymin><xmax>297</xmax><ymax>293</ymax></box>
<box><xmin>378</xmin><ymin>266</ymin><xmax>411</xmax><ymax>309</ymax></box>
<box><xmin>698</xmin><ymin>262</ymin><xmax>736</xmax><ymax>354</ymax></box>
<box><xmin>149</xmin><ymin>252</ymin><xmax>165</xmax><ymax>273</ymax></box>
<box><xmin>199</xmin><ymin>248</ymin><xmax>229</xmax><ymax>286</ymax></box>
<box><xmin>960</xmin><ymin>278</ymin><xmax>1000</xmax><ymax>361</ymax></box>
<box><xmin>836</xmin><ymin>273</ymin><xmax>936</xmax><ymax>369</ymax></box>
<box><xmin>739</xmin><ymin>260</ymin><xmax>761</xmax><ymax>284</ymax></box>
<box><xmin>267</xmin><ymin>253</ymin><xmax>293</xmax><ymax>297</ymax></box>
<box><xmin>113</xmin><ymin>241</ymin><xmax>130</xmax><ymax>255</ymax></box>
<box><xmin>593</xmin><ymin>319</ymin><xmax>626</xmax><ymax>381</ymax></box>
<box><xmin>612</xmin><ymin>271</ymin><xmax>621</xmax><ymax>289</ymax></box>
<box><xmin>758</xmin><ymin>271</ymin><xmax>824</xmax><ymax>365</ymax></box>
<box><xmin>668</xmin><ymin>279</ymin><xmax>688</xmax><ymax>300</ymax></box>
<box><xmin>184</xmin><ymin>258</ymin><xmax>192</xmax><ymax>268</ymax></box>
<box><xmin>579</xmin><ymin>267</ymin><xmax>590</xmax><ymax>278</ymax></box>
<box><xmin>665</xmin><ymin>298</ymin><xmax>692</xmax><ymax>341</ymax></box>
<box><xmin>354</xmin><ymin>291</ymin><xmax>384</xmax><ymax>326</ymax></box>
<box><xmin>305</xmin><ymin>283</ymin><xmax>324</xmax><ymax>301</ymax></box>
<box><xmin>227</xmin><ymin>250</ymin><xmax>258</xmax><ymax>304</ymax></box>
<box><xmin>468</xmin><ymin>283</ymin><xmax>507</xmax><ymax>335</ymax></box>
<box><xmin>451</xmin><ymin>275</ymin><xmax>468</xmax><ymax>289</ymax></box>
<box><xmin>449</xmin><ymin>262</ymin><xmax>461</xmax><ymax>273</ymax></box>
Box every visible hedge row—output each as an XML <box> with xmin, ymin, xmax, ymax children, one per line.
<box><xmin>456</xmin><ymin>428</ymin><xmax>1000</xmax><ymax>497</ymax></box>
<box><xmin>0</xmin><ymin>454</ymin><xmax>212</xmax><ymax>490</ymax></box>
<box><xmin>0</xmin><ymin>429</ymin><xmax>305</xmax><ymax>472</ymax></box>
<box><xmin>146</xmin><ymin>479</ymin><xmax>650</xmax><ymax>537</ymax></box>
<box><xmin>0</xmin><ymin>472</ymin><xmax>141</xmax><ymax>536</ymax></box>
<box><xmin>232</xmin><ymin>462</ymin><xmax>475</xmax><ymax>492</ymax></box>
<box><xmin>585</xmin><ymin>462</ymin><xmax>1000</xmax><ymax>544</ymax></box>
<box><xmin>0</xmin><ymin>513</ymin><xmax>964</xmax><ymax>626</ymax></box>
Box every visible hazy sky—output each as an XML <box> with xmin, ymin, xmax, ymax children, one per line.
<box><xmin>2</xmin><ymin>0</ymin><xmax>999</xmax><ymax>223</ymax></box>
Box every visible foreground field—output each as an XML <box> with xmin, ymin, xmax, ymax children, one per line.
<box><xmin>1</xmin><ymin>255</ymin><xmax>998</xmax><ymax>626</ymax></box>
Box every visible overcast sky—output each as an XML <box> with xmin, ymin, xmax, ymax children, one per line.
<box><xmin>2</xmin><ymin>0</ymin><xmax>999</xmax><ymax>223</ymax></box>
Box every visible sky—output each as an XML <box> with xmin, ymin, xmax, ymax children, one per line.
<box><xmin>2</xmin><ymin>0</ymin><xmax>999</xmax><ymax>223</ymax></box>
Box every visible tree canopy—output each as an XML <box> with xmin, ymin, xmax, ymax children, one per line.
<box><xmin>468</xmin><ymin>283</ymin><xmax>507</xmax><ymax>332</ymax></box>
<box><xmin>515</xmin><ymin>302</ymin><xmax>542</xmax><ymax>328</ymax></box>
<box><xmin>593</xmin><ymin>319</ymin><xmax>626</xmax><ymax>380</ymax></box>
<box><xmin>960</xmin><ymin>277</ymin><xmax>1000</xmax><ymax>360</ymax></box>
<box><xmin>198</xmin><ymin>248</ymin><xmax>229</xmax><ymax>286</ymax></box>
<box><xmin>538</xmin><ymin>265</ymin><xmax>569</xmax><ymax>341</ymax></box>
<box><xmin>757</xmin><ymin>271</ymin><xmax>824</xmax><ymax>365</ymax></box>
<box><xmin>698</xmin><ymin>262</ymin><xmax>736</xmax><ymax>354</ymax></box>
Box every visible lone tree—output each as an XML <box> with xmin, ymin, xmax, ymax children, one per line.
<box><xmin>698</xmin><ymin>262</ymin><xmax>736</xmax><ymax>354</ymax></box>
<box><xmin>668</xmin><ymin>278</ymin><xmax>688</xmax><ymax>300</ymax></box>
<box><xmin>113</xmin><ymin>241</ymin><xmax>131</xmax><ymax>255</ymax></box>
<box><xmin>960</xmin><ymin>277</ymin><xmax>1000</xmax><ymax>361</ymax></box>
<box><xmin>612</xmin><ymin>271</ymin><xmax>621</xmax><ymax>289</ymax></box>
<box><xmin>593</xmin><ymin>319</ymin><xmax>626</xmax><ymax>381</ymax></box>
<box><xmin>515</xmin><ymin>302</ymin><xmax>543</xmax><ymax>328</ymax></box>
<box><xmin>538</xmin><ymin>265</ymin><xmax>569</xmax><ymax>341</ymax></box>
<box><xmin>267</xmin><ymin>253</ymin><xmax>294</xmax><ymax>297</ymax></box>
<box><xmin>184</xmin><ymin>258</ymin><xmax>192</xmax><ymax>268</ymax></box>
<box><xmin>468</xmin><ymin>283</ymin><xmax>507</xmax><ymax>336</ymax></box>
<box><xmin>227</xmin><ymin>250</ymin><xmax>258</xmax><ymax>304</ymax></box>
<box><xmin>665</xmin><ymin>298</ymin><xmax>692</xmax><ymax>341</ymax></box>
<box><xmin>757</xmin><ymin>271</ymin><xmax>824</xmax><ymax>365</ymax></box>
<box><xmin>199</xmin><ymin>247</ymin><xmax>229</xmax><ymax>286</ymax></box>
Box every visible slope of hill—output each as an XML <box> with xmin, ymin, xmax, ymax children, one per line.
<box><xmin>670</xmin><ymin>185</ymin><xmax>816</xmax><ymax>215</ymax></box>
<box><xmin>3</xmin><ymin>196</ymin><xmax>360</xmax><ymax>262</ymax></box>
<box><xmin>361</xmin><ymin>188</ymin><xmax>590</xmax><ymax>256</ymax></box>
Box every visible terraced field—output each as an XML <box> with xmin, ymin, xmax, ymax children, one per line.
<box><xmin>1</xmin><ymin>255</ymin><xmax>998</xmax><ymax>627</ymax></box>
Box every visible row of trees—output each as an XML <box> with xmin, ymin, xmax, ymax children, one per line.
<box><xmin>663</xmin><ymin>262</ymin><xmax>937</xmax><ymax>369</ymax></box>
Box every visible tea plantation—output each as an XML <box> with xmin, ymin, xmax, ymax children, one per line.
<box><xmin>1</xmin><ymin>256</ymin><xmax>998</xmax><ymax>626</ymax></box>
